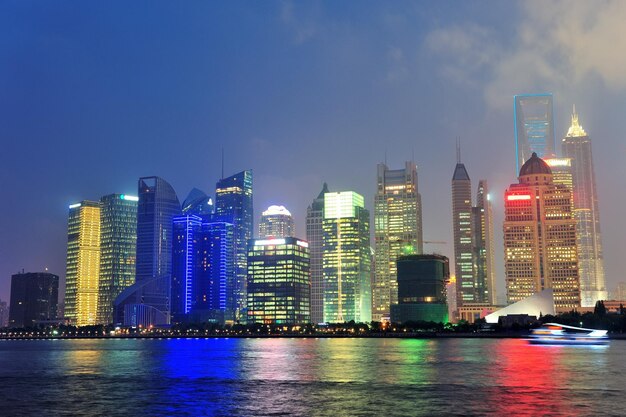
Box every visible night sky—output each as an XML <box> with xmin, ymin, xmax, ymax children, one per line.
<box><xmin>2</xmin><ymin>1</ymin><xmax>626</xmax><ymax>303</ymax></box>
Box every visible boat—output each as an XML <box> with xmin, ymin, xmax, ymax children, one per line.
<box><xmin>529</xmin><ymin>323</ymin><xmax>609</xmax><ymax>346</ymax></box>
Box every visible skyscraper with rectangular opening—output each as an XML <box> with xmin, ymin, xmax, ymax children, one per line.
<box><xmin>514</xmin><ymin>94</ymin><xmax>555</xmax><ymax>173</ymax></box>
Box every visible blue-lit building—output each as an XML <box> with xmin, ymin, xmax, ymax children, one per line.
<box><xmin>114</xmin><ymin>176</ymin><xmax>181</xmax><ymax>326</ymax></box>
<box><xmin>171</xmin><ymin>210</ymin><xmax>234</xmax><ymax>324</ymax></box>
<box><xmin>514</xmin><ymin>94</ymin><xmax>555</xmax><ymax>173</ymax></box>
<box><xmin>214</xmin><ymin>170</ymin><xmax>253</xmax><ymax>323</ymax></box>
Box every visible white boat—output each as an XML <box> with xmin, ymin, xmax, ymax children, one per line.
<box><xmin>529</xmin><ymin>323</ymin><xmax>609</xmax><ymax>345</ymax></box>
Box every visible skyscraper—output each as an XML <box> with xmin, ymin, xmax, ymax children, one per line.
<box><xmin>306</xmin><ymin>183</ymin><xmax>328</xmax><ymax>324</ymax></box>
<box><xmin>373</xmin><ymin>162</ymin><xmax>423</xmax><ymax>321</ymax></box>
<box><xmin>504</xmin><ymin>153</ymin><xmax>580</xmax><ymax>313</ymax></box>
<box><xmin>514</xmin><ymin>94</ymin><xmax>555</xmax><ymax>173</ymax></box>
<box><xmin>9</xmin><ymin>272</ymin><xmax>58</xmax><ymax>328</ymax></box>
<box><xmin>114</xmin><ymin>177</ymin><xmax>180</xmax><ymax>326</ymax></box>
<box><xmin>65</xmin><ymin>200</ymin><xmax>101</xmax><ymax>326</ymax></box>
<box><xmin>96</xmin><ymin>194</ymin><xmax>138</xmax><ymax>324</ymax></box>
<box><xmin>215</xmin><ymin>170</ymin><xmax>253</xmax><ymax>322</ymax></box>
<box><xmin>473</xmin><ymin>180</ymin><xmax>496</xmax><ymax>305</ymax></box>
<box><xmin>562</xmin><ymin>108</ymin><xmax>607</xmax><ymax>306</ymax></box>
<box><xmin>451</xmin><ymin>159</ymin><xmax>475</xmax><ymax>306</ymax></box>
<box><xmin>322</xmin><ymin>191</ymin><xmax>371</xmax><ymax>323</ymax></box>
<box><xmin>258</xmin><ymin>205</ymin><xmax>295</xmax><ymax>238</ymax></box>
<box><xmin>247</xmin><ymin>237</ymin><xmax>310</xmax><ymax>324</ymax></box>
<box><xmin>544</xmin><ymin>158</ymin><xmax>574</xmax><ymax>210</ymax></box>
<box><xmin>0</xmin><ymin>299</ymin><xmax>8</xmax><ymax>328</ymax></box>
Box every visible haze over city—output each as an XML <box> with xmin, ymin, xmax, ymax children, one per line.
<box><xmin>3</xmin><ymin>0</ymin><xmax>626</xmax><ymax>304</ymax></box>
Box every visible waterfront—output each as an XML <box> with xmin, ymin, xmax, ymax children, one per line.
<box><xmin>0</xmin><ymin>338</ymin><xmax>623</xmax><ymax>416</ymax></box>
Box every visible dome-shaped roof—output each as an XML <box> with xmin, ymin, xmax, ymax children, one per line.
<box><xmin>519</xmin><ymin>152</ymin><xmax>552</xmax><ymax>177</ymax></box>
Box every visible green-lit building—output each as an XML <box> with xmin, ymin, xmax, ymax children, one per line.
<box><xmin>322</xmin><ymin>191</ymin><xmax>371</xmax><ymax>323</ymax></box>
<box><xmin>96</xmin><ymin>194</ymin><xmax>138</xmax><ymax>324</ymax></box>
<box><xmin>390</xmin><ymin>254</ymin><xmax>449</xmax><ymax>323</ymax></box>
<box><xmin>247</xmin><ymin>237</ymin><xmax>310</xmax><ymax>324</ymax></box>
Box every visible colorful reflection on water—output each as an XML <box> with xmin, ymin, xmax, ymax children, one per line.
<box><xmin>0</xmin><ymin>338</ymin><xmax>623</xmax><ymax>416</ymax></box>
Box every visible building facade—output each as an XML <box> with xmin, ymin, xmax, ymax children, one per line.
<box><xmin>473</xmin><ymin>180</ymin><xmax>496</xmax><ymax>305</ymax></box>
<box><xmin>114</xmin><ymin>176</ymin><xmax>181</xmax><ymax>326</ymax></box>
<box><xmin>9</xmin><ymin>272</ymin><xmax>59</xmax><ymax>328</ymax></box>
<box><xmin>562</xmin><ymin>109</ymin><xmax>607</xmax><ymax>306</ymax></box>
<box><xmin>390</xmin><ymin>255</ymin><xmax>449</xmax><ymax>324</ymax></box>
<box><xmin>514</xmin><ymin>94</ymin><xmax>555</xmax><ymax>173</ymax></box>
<box><xmin>258</xmin><ymin>205</ymin><xmax>295</xmax><ymax>239</ymax></box>
<box><xmin>503</xmin><ymin>153</ymin><xmax>580</xmax><ymax>313</ymax></box>
<box><xmin>451</xmin><ymin>160</ymin><xmax>475</xmax><ymax>306</ymax></box>
<box><xmin>96</xmin><ymin>194</ymin><xmax>138</xmax><ymax>324</ymax></box>
<box><xmin>247</xmin><ymin>237</ymin><xmax>311</xmax><ymax>324</ymax></box>
<box><xmin>306</xmin><ymin>183</ymin><xmax>328</xmax><ymax>324</ymax></box>
<box><xmin>215</xmin><ymin>170</ymin><xmax>253</xmax><ymax>323</ymax></box>
<box><xmin>322</xmin><ymin>191</ymin><xmax>371</xmax><ymax>323</ymax></box>
<box><xmin>373</xmin><ymin>162</ymin><xmax>423</xmax><ymax>321</ymax></box>
<box><xmin>65</xmin><ymin>200</ymin><xmax>101</xmax><ymax>326</ymax></box>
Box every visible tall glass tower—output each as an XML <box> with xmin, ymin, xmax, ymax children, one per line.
<box><xmin>472</xmin><ymin>180</ymin><xmax>496</xmax><ymax>305</ymax></box>
<box><xmin>562</xmin><ymin>108</ymin><xmax>607</xmax><ymax>306</ymax></box>
<box><xmin>514</xmin><ymin>94</ymin><xmax>556</xmax><ymax>173</ymax></box>
<box><xmin>306</xmin><ymin>183</ymin><xmax>328</xmax><ymax>324</ymax></box>
<box><xmin>114</xmin><ymin>176</ymin><xmax>180</xmax><ymax>326</ymax></box>
<box><xmin>451</xmin><ymin>159</ymin><xmax>475</xmax><ymax>306</ymax></box>
<box><xmin>322</xmin><ymin>191</ymin><xmax>371</xmax><ymax>323</ymax></box>
<box><xmin>373</xmin><ymin>162</ymin><xmax>423</xmax><ymax>321</ymax></box>
<box><xmin>215</xmin><ymin>170</ymin><xmax>253</xmax><ymax>323</ymax></box>
<box><xmin>65</xmin><ymin>200</ymin><xmax>101</xmax><ymax>326</ymax></box>
<box><xmin>96</xmin><ymin>194</ymin><xmax>137</xmax><ymax>324</ymax></box>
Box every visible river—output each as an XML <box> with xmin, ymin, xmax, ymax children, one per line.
<box><xmin>0</xmin><ymin>338</ymin><xmax>622</xmax><ymax>416</ymax></box>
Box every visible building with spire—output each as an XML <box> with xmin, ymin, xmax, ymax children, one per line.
<box><xmin>451</xmin><ymin>157</ymin><xmax>475</xmax><ymax>306</ymax></box>
<box><xmin>258</xmin><ymin>205</ymin><xmax>295</xmax><ymax>239</ymax></box>
<box><xmin>503</xmin><ymin>153</ymin><xmax>580</xmax><ymax>313</ymax></box>
<box><xmin>514</xmin><ymin>94</ymin><xmax>556</xmax><ymax>173</ymax></box>
<box><xmin>306</xmin><ymin>183</ymin><xmax>328</xmax><ymax>324</ymax></box>
<box><xmin>322</xmin><ymin>191</ymin><xmax>371</xmax><ymax>323</ymax></box>
<box><xmin>562</xmin><ymin>107</ymin><xmax>607</xmax><ymax>306</ymax></box>
<box><xmin>373</xmin><ymin>162</ymin><xmax>423</xmax><ymax>321</ymax></box>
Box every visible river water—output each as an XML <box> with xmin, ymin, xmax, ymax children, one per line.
<box><xmin>0</xmin><ymin>338</ymin><xmax>623</xmax><ymax>416</ymax></box>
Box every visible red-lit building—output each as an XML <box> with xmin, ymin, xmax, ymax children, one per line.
<box><xmin>503</xmin><ymin>153</ymin><xmax>581</xmax><ymax>313</ymax></box>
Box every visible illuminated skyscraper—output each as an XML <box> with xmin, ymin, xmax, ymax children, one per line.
<box><xmin>545</xmin><ymin>158</ymin><xmax>574</xmax><ymax>210</ymax></box>
<box><xmin>9</xmin><ymin>272</ymin><xmax>58</xmax><ymax>328</ymax></box>
<box><xmin>322</xmin><ymin>191</ymin><xmax>371</xmax><ymax>323</ymax></box>
<box><xmin>373</xmin><ymin>162</ymin><xmax>423</xmax><ymax>321</ymax></box>
<box><xmin>504</xmin><ymin>153</ymin><xmax>580</xmax><ymax>313</ymax></box>
<box><xmin>562</xmin><ymin>108</ymin><xmax>607</xmax><ymax>306</ymax></box>
<box><xmin>172</xmin><ymin>213</ymin><xmax>234</xmax><ymax>324</ymax></box>
<box><xmin>96</xmin><ymin>194</ymin><xmax>138</xmax><ymax>324</ymax></box>
<box><xmin>65</xmin><ymin>201</ymin><xmax>101</xmax><ymax>326</ymax></box>
<box><xmin>451</xmin><ymin>159</ymin><xmax>475</xmax><ymax>306</ymax></box>
<box><xmin>473</xmin><ymin>180</ymin><xmax>496</xmax><ymax>305</ymax></box>
<box><xmin>258</xmin><ymin>205</ymin><xmax>295</xmax><ymax>238</ymax></box>
<box><xmin>247</xmin><ymin>237</ymin><xmax>310</xmax><ymax>324</ymax></box>
<box><xmin>215</xmin><ymin>170</ymin><xmax>253</xmax><ymax>322</ymax></box>
<box><xmin>114</xmin><ymin>177</ymin><xmax>181</xmax><ymax>326</ymax></box>
<box><xmin>514</xmin><ymin>94</ymin><xmax>555</xmax><ymax>173</ymax></box>
<box><xmin>306</xmin><ymin>183</ymin><xmax>328</xmax><ymax>324</ymax></box>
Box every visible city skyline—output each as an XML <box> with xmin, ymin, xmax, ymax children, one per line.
<box><xmin>3</xmin><ymin>2</ymin><xmax>626</xmax><ymax>306</ymax></box>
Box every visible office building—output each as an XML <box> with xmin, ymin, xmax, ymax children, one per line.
<box><xmin>247</xmin><ymin>237</ymin><xmax>311</xmax><ymax>324</ymax></box>
<box><xmin>562</xmin><ymin>108</ymin><xmax>607</xmax><ymax>306</ymax></box>
<box><xmin>514</xmin><ymin>94</ymin><xmax>555</xmax><ymax>173</ymax></box>
<box><xmin>9</xmin><ymin>272</ymin><xmax>59</xmax><ymax>328</ymax></box>
<box><xmin>0</xmin><ymin>299</ymin><xmax>8</xmax><ymax>328</ymax></box>
<box><xmin>322</xmin><ymin>191</ymin><xmax>371</xmax><ymax>323</ymax></box>
<box><xmin>96</xmin><ymin>194</ymin><xmax>138</xmax><ymax>324</ymax></box>
<box><xmin>373</xmin><ymin>162</ymin><xmax>423</xmax><ymax>321</ymax></box>
<box><xmin>65</xmin><ymin>200</ymin><xmax>101</xmax><ymax>326</ymax></box>
<box><xmin>258</xmin><ymin>205</ymin><xmax>295</xmax><ymax>239</ymax></box>
<box><xmin>544</xmin><ymin>158</ymin><xmax>574</xmax><ymax>210</ymax></box>
<box><xmin>215</xmin><ymin>170</ymin><xmax>253</xmax><ymax>322</ymax></box>
<box><xmin>503</xmin><ymin>153</ymin><xmax>580</xmax><ymax>313</ymax></box>
<box><xmin>114</xmin><ymin>177</ymin><xmax>181</xmax><ymax>326</ymax></box>
<box><xmin>473</xmin><ymin>180</ymin><xmax>496</xmax><ymax>305</ymax></box>
<box><xmin>451</xmin><ymin>158</ymin><xmax>475</xmax><ymax>306</ymax></box>
<box><xmin>306</xmin><ymin>183</ymin><xmax>328</xmax><ymax>324</ymax></box>
<box><xmin>390</xmin><ymin>255</ymin><xmax>449</xmax><ymax>324</ymax></box>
